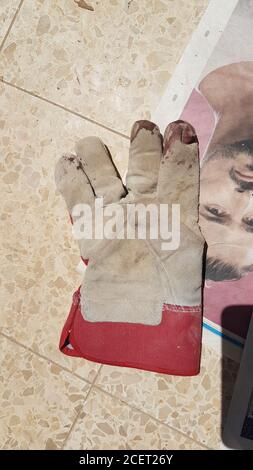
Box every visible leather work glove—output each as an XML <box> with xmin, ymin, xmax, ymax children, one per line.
<box><xmin>55</xmin><ymin>120</ymin><xmax>205</xmax><ymax>375</ymax></box>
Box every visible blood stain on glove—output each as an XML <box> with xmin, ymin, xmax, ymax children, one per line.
<box><xmin>130</xmin><ymin>120</ymin><xmax>162</xmax><ymax>143</ymax></box>
<box><xmin>163</xmin><ymin>120</ymin><xmax>198</xmax><ymax>156</ymax></box>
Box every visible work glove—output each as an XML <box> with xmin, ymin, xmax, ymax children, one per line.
<box><xmin>55</xmin><ymin>119</ymin><xmax>204</xmax><ymax>375</ymax></box>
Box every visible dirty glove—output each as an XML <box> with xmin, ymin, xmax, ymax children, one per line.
<box><xmin>55</xmin><ymin>120</ymin><xmax>204</xmax><ymax>375</ymax></box>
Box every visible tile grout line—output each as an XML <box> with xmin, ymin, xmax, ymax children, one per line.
<box><xmin>0</xmin><ymin>0</ymin><xmax>130</xmax><ymax>140</ymax></box>
<box><xmin>61</xmin><ymin>364</ymin><xmax>103</xmax><ymax>450</ymax></box>
<box><xmin>0</xmin><ymin>329</ymin><xmax>212</xmax><ymax>449</ymax></box>
<box><xmin>0</xmin><ymin>330</ymin><xmax>97</xmax><ymax>385</ymax></box>
<box><xmin>92</xmin><ymin>383</ymin><xmax>212</xmax><ymax>450</ymax></box>
<box><xmin>0</xmin><ymin>0</ymin><xmax>25</xmax><ymax>54</ymax></box>
<box><xmin>0</xmin><ymin>79</ymin><xmax>130</xmax><ymax>141</ymax></box>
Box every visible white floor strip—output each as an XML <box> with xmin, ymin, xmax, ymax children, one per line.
<box><xmin>152</xmin><ymin>0</ymin><xmax>239</xmax><ymax>131</ymax></box>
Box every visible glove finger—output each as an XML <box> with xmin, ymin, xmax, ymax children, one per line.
<box><xmin>158</xmin><ymin>120</ymin><xmax>199</xmax><ymax>221</ymax></box>
<box><xmin>126</xmin><ymin>120</ymin><xmax>163</xmax><ymax>195</ymax></box>
<box><xmin>55</xmin><ymin>153</ymin><xmax>95</xmax><ymax>213</ymax></box>
<box><xmin>75</xmin><ymin>137</ymin><xmax>126</xmax><ymax>204</ymax></box>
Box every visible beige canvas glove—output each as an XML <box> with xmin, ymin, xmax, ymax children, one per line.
<box><xmin>55</xmin><ymin>120</ymin><xmax>204</xmax><ymax>326</ymax></box>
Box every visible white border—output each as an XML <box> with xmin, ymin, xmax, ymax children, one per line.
<box><xmin>152</xmin><ymin>0</ymin><xmax>239</xmax><ymax>131</ymax></box>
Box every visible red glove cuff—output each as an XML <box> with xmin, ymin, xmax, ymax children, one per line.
<box><xmin>60</xmin><ymin>287</ymin><xmax>202</xmax><ymax>376</ymax></box>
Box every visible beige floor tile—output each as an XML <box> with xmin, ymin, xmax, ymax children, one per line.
<box><xmin>0</xmin><ymin>82</ymin><xmax>128</xmax><ymax>382</ymax></box>
<box><xmin>0</xmin><ymin>0</ymin><xmax>209</xmax><ymax>135</ymax></box>
<box><xmin>0</xmin><ymin>0</ymin><xmax>20</xmax><ymax>45</ymax></box>
<box><xmin>95</xmin><ymin>344</ymin><xmax>239</xmax><ymax>449</ymax></box>
<box><xmin>0</xmin><ymin>335</ymin><xmax>91</xmax><ymax>449</ymax></box>
<box><xmin>64</xmin><ymin>387</ymin><xmax>206</xmax><ymax>450</ymax></box>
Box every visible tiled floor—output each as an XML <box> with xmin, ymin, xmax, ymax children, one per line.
<box><xmin>0</xmin><ymin>0</ymin><xmax>234</xmax><ymax>450</ymax></box>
